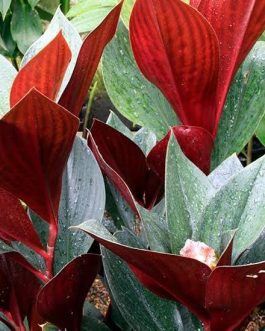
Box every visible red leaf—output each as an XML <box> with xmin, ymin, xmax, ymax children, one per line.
<box><xmin>10</xmin><ymin>32</ymin><xmax>71</xmax><ymax>108</ymax></box>
<box><xmin>0</xmin><ymin>253</ymin><xmax>40</xmax><ymax>328</ymax></box>
<box><xmin>83</xmin><ymin>231</ymin><xmax>211</xmax><ymax>322</ymax></box>
<box><xmin>59</xmin><ymin>1</ymin><xmax>123</xmax><ymax>116</ymax></box>
<box><xmin>88</xmin><ymin>120</ymin><xmax>162</xmax><ymax>211</ymax></box>
<box><xmin>37</xmin><ymin>254</ymin><xmax>100</xmax><ymax>330</ymax></box>
<box><xmin>207</xmin><ymin>263</ymin><xmax>265</xmax><ymax>331</ymax></box>
<box><xmin>0</xmin><ymin>89</ymin><xmax>79</xmax><ymax>224</ymax></box>
<box><xmin>0</xmin><ymin>188</ymin><xmax>44</xmax><ymax>254</ymax></box>
<box><xmin>147</xmin><ymin>126</ymin><xmax>214</xmax><ymax>176</ymax></box>
<box><xmin>130</xmin><ymin>0</ymin><xmax>219</xmax><ymax>133</ymax></box>
<box><xmin>196</xmin><ymin>0</ymin><xmax>265</xmax><ymax>135</ymax></box>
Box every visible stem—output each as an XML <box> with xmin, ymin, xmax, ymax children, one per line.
<box><xmin>45</xmin><ymin>223</ymin><xmax>58</xmax><ymax>279</ymax></box>
<box><xmin>82</xmin><ymin>82</ymin><xmax>98</xmax><ymax>138</ymax></box>
<box><xmin>11</xmin><ymin>57</ymin><xmax>19</xmax><ymax>71</ymax></box>
<box><xmin>60</xmin><ymin>0</ymin><xmax>70</xmax><ymax>14</ymax></box>
<box><xmin>246</xmin><ymin>136</ymin><xmax>253</xmax><ymax>165</ymax></box>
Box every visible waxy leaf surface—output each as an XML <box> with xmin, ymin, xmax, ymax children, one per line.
<box><xmin>59</xmin><ymin>0</ymin><xmax>123</xmax><ymax>116</ymax></box>
<box><xmin>10</xmin><ymin>32</ymin><xmax>71</xmax><ymax>107</ymax></box>
<box><xmin>21</xmin><ymin>7</ymin><xmax>82</xmax><ymax>100</ymax></box>
<box><xmin>102</xmin><ymin>22</ymin><xmax>177</xmax><ymax>139</ymax></box>
<box><xmin>37</xmin><ymin>254</ymin><xmax>100</xmax><ymax>330</ymax></box>
<box><xmin>0</xmin><ymin>89</ymin><xmax>79</xmax><ymax>224</ymax></box>
<box><xmin>0</xmin><ymin>187</ymin><xmax>43</xmax><ymax>253</ymax></box>
<box><xmin>130</xmin><ymin>0</ymin><xmax>219</xmax><ymax>133</ymax></box>
<box><xmin>212</xmin><ymin>41</ymin><xmax>265</xmax><ymax>167</ymax></box>
<box><xmin>88</xmin><ymin>120</ymin><xmax>162</xmax><ymax>211</ymax></box>
<box><xmin>195</xmin><ymin>0</ymin><xmax>265</xmax><ymax>132</ymax></box>
<box><xmin>0</xmin><ymin>55</ymin><xmax>16</xmax><ymax>117</ymax></box>
<box><xmin>54</xmin><ymin>136</ymin><xmax>105</xmax><ymax>273</ymax></box>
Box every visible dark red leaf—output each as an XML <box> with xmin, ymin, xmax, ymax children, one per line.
<box><xmin>130</xmin><ymin>0</ymin><xmax>219</xmax><ymax>133</ymax></box>
<box><xmin>88</xmin><ymin>120</ymin><xmax>162</xmax><ymax>211</ymax></box>
<box><xmin>82</xmin><ymin>231</ymin><xmax>211</xmax><ymax>322</ymax></box>
<box><xmin>0</xmin><ymin>89</ymin><xmax>79</xmax><ymax>224</ymax></box>
<box><xmin>0</xmin><ymin>187</ymin><xmax>44</xmax><ymax>254</ymax></box>
<box><xmin>147</xmin><ymin>126</ymin><xmax>214</xmax><ymax>176</ymax></box>
<box><xmin>37</xmin><ymin>254</ymin><xmax>100</xmax><ymax>330</ymax></box>
<box><xmin>195</xmin><ymin>0</ymin><xmax>265</xmax><ymax>135</ymax></box>
<box><xmin>207</xmin><ymin>263</ymin><xmax>265</xmax><ymax>331</ymax></box>
<box><xmin>0</xmin><ymin>253</ymin><xmax>40</xmax><ymax>328</ymax></box>
<box><xmin>10</xmin><ymin>32</ymin><xmax>71</xmax><ymax>108</ymax></box>
<box><xmin>59</xmin><ymin>1</ymin><xmax>123</xmax><ymax>116</ymax></box>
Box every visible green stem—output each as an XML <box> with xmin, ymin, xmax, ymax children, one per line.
<box><xmin>246</xmin><ymin>136</ymin><xmax>253</xmax><ymax>165</ymax></box>
<box><xmin>11</xmin><ymin>57</ymin><xmax>19</xmax><ymax>71</ymax></box>
<box><xmin>82</xmin><ymin>81</ymin><xmax>98</xmax><ymax>138</ymax></box>
<box><xmin>60</xmin><ymin>0</ymin><xmax>70</xmax><ymax>14</ymax></box>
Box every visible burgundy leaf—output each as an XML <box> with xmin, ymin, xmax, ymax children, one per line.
<box><xmin>59</xmin><ymin>0</ymin><xmax>123</xmax><ymax>116</ymax></box>
<box><xmin>0</xmin><ymin>187</ymin><xmax>44</xmax><ymax>254</ymax></box>
<box><xmin>82</xmin><ymin>231</ymin><xmax>211</xmax><ymax>322</ymax></box>
<box><xmin>130</xmin><ymin>0</ymin><xmax>219</xmax><ymax>133</ymax></box>
<box><xmin>37</xmin><ymin>254</ymin><xmax>100</xmax><ymax>330</ymax></box>
<box><xmin>0</xmin><ymin>89</ymin><xmax>79</xmax><ymax>224</ymax></box>
<box><xmin>195</xmin><ymin>0</ymin><xmax>265</xmax><ymax>134</ymax></box>
<box><xmin>147</xmin><ymin>126</ymin><xmax>214</xmax><ymax>176</ymax></box>
<box><xmin>207</xmin><ymin>263</ymin><xmax>265</xmax><ymax>331</ymax></box>
<box><xmin>0</xmin><ymin>253</ymin><xmax>40</xmax><ymax>328</ymax></box>
<box><xmin>88</xmin><ymin>120</ymin><xmax>162</xmax><ymax>211</ymax></box>
<box><xmin>10</xmin><ymin>32</ymin><xmax>71</xmax><ymax>108</ymax></box>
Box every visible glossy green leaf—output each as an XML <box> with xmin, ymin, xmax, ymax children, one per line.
<box><xmin>0</xmin><ymin>0</ymin><xmax>11</xmax><ymax>19</ymax></box>
<box><xmin>37</xmin><ymin>0</ymin><xmax>59</xmax><ymax>15</ymax></box>
<box><xmin>54</xmin><ymin>137</ymin><xmax>105</xmax><ymax>273</ymax></box>
<box><xmin>212</xmin><ymin>41</ymin><xmax>265</xmax><ymax>169</ymax></box>
<box><xmin>0</xmin><ymin>55</ymin><xmax>16</xmax><ymax>117</ymax></box>
<box><xmin>10</xmin><ymin>0</ymin><xmax>42</xmax><ymax>54</ymax></box>
<box><xmin>102</xmin><ymin>22</ymin><xmax>178</xmax><ymax>140</ymax></box>
<box><xmin>120</xmin><ymin>0</ymin><xmax>135</xmax><ymax>28</ymax></box>
<box><xmin>67</xmin><ymin>0</ymin><xmax>118</xmax><ymax>34</ymax></box>
<box><xmin>208</xmin><ymin>154</ymin><xmax>243</xmax><ymax>190</ymax></box>
<box><xmin>166</xmin><ymin>135</ymin><xmax>214</xmax><ymax>253</ymax></box>
<box><xmin>21</xmin><ymin>7</ymin><xmax>82</xmax><ymax>99</ymax></box>
<box><xmin>198</xmin><ymin>154</ymin><xmax>265</xmax><ymax>261</ymax></box>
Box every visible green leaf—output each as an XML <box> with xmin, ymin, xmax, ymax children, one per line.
<box><xmin>81</xmin><ymin>302</ymin><xmax>110</xmax><ymax>331</ymax></box>
<box><xmin>0</xmin><ymin>0</ymin><xmax>11</xmax><ymax>19</ymax></box>
<box><xmin>11</xmin><ymin>0</ymin><xmax>42</xmax><ymax>54</ymax></box>
<box><xmin>198</xmin><ymin>154</ymin><xmax>265</xmax><ymax>261</ymax></box>
<box><xmin>166</xmin><ymin>135</ymin><xmax>215</xmax><ymax>253</ymax></box>
<box><xmin>256</xmin><ymin>115</ymin><xmax>265</xmax><ymax>145</ymax></box>
<box><xmin>0</xmin><ymin>13</ymin><xmax>17</xmax><ymax>57</ymax></box>
<box><xmin>36</xmin><ymin>0</ymin><xmax>59</xmax><ymax>15</ymax></box>
<box><xmin>20</xmin><ymin>7</ymin><xmax>82</xmax><ymax>99</ymax></box>
<box><xmin>54</xmin><ymin>137</ymin><xmax>105</xmax><ymax>273</ymax></box>
<box><xmin>208</xmin><ymin>154</ymin><xmax>243</xmax><ymax>190</ymax></box>
<box><xmin>106</xmin><ymin>111</ymin><xmax>134</xmax><ymax>140</ymax></box>
<box><xmin>120</xmin><ymin>0</ymin><xmax>135</xmax><ymax>28</ymax></box>
<box><xmin>137</xmin><ymin>204</ymin><xmax>170</xmax><ymax>253</ymax></box>
<box><xmin>67</xmin><ymin>0</ymin><xmax>118</xmax><ymax>34</ymax></box>
<box><xmin>28</xmin><ymin>0</ymin><xmax>39</xmax><ymax>8</ymax></box>
<box><xmin>102</xmin><ymin>22</ymin><xmax>178</xmax><ymax>140</ymax></box>
<box><xmin>212</xmin><ymin>41</ymin><xmax>265</xmax><ymax>169</ymax></box>
<box><xmin>0</xmin><ymin>55</ymin><xmax>16</xmax><ymax>117</ymax></box>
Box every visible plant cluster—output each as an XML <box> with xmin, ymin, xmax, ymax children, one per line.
<box><xmin>0</xmin><ymin>0</ymin><xmax>265</xmax><ymax>330</ymax></box>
